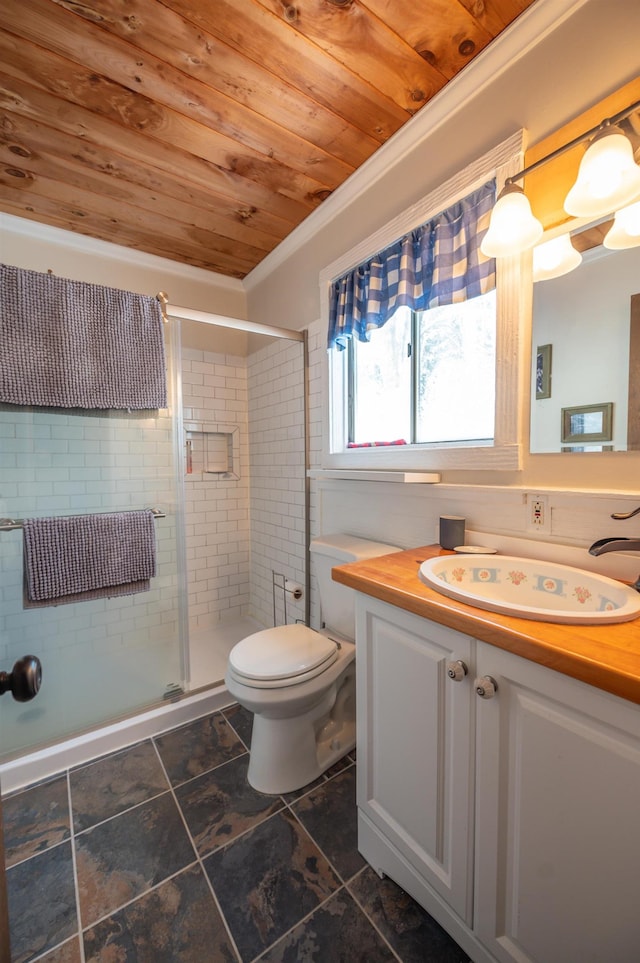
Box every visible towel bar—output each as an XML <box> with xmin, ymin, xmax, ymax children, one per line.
<box><xmin>0</xmin><ymin>507</ymin><xmax>166</xmax><ymax>532</ymax></box>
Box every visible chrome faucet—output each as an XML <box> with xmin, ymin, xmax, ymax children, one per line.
<box><xmin>589</xmin><ymin>533</ymin><xmax>640</xmax><ymax>592</ymax></box>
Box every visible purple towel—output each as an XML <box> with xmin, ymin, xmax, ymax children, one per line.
<box><xmin>23</xmin><ymin>511</ymin><xmax>157</xmax><ymax>607</ymax></box>
<box><xmin>0</xmin><ymin>264</ymin><xmax>167</xmax><ymax>410</ymax></box>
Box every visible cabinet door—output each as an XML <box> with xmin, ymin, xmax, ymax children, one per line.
<box><xmin>474</xmin><ymin>641</ymin><xmax>640</xmax><ymax>963</ymax></box>
<box><xmin>356</xmin><ymin>597</ymin><xmax>473</xmax><ymax>921</ymax></box>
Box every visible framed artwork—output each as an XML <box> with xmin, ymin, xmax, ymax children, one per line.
<box><xmin>535</xmin><ymin>343</ymin><xmax>552</xmax><ymax>400</ymax></box>
<box><xmin>561</xmin><ymin>402</ymin><xmax>613</xmax><ymax>444</ymax></box>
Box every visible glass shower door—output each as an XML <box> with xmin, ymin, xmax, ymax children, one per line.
<box><xmin>0</xmin><ymin>332</ymin><xmax>185</xmax><ymax>761</ymax></box>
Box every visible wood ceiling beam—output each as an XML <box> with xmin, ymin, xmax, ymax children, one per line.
<box><xmin>0</xmin><ymin>168</ymin><xmax>262</xmax><ymax>275</ymax></box>
<box><xmin>0</xmin><ymin>67</ymin><xmax>317</xmax><ymax>224</ymax></box>
<box><xmin>162</xmin><ymin>0</ymin><xmax>410</xmax><ymax>137</ymax></box>
<box><xmin>0</xmin><ymin>110</ymin><xmax>292</xmax><ymax>242</ymax></box>
<box><xmin>51</xmin><ymin>0</ymin><xmax>384</xmax><ymax>163</ymax></box>
<box><xmin>254</xmin><ymin>0</ymin><xmax>446</xmax><ymax>113</ymax></box>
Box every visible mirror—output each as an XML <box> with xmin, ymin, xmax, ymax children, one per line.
<box><xmin>529</xmin><ymin>229</ymin><xmax>640</xmax><ymax>453</ymax></box>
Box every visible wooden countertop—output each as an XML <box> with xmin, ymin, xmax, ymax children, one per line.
<box><xmin>332</xmin><ymin>545</ymin><xmax>640</xmax><ymax>705</ymax></box>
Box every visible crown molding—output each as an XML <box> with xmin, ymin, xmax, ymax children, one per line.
<box><xmin>243</xmin><ymin>0</ymin><xmax>588</xmax><ymax>292</ymax></box>
<box><xmin>0</xmin><ymin>213</ymin><xmax>245</xmax><ymax>293</ymax></box>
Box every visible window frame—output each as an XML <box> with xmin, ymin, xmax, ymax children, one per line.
<box><xmin>319</xmin><ymin>133</ymin><xmax>530</xmax><ymax>472</ymax></box>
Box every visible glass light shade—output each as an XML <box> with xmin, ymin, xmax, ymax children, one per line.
<box><xmin>480</xmin><ymin>184</ymin><xmax>543</xmax><ymax>257</ymax></box>
<box><xmin>603</xmin><ymin>200</ymin><xmax>640</xmax><ymax>249</ymax></box>
<box><xmin>564</xmin><ymin>126</ymin><xmax>640</xmax><ymax>219</ymax></box>
<box><xmin>533</xmin><ymin>234</ymin><xmax>582</xmax><ymax>282</ymax></box>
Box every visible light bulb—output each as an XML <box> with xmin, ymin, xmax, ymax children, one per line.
<box><xmin>564</xmin><ymin>125</ymin><xmax>640</xmax><ymax>219</ymax></box>
<box><xmin>603</xmin><ymin>200</ymin><xmax>640</xmax><ymax>249</ymax></box>
<box><xmin>533</xmin><ymin>235</ymin><xmax>582</xmax><ymax>281</ymax></box>
<box><xmin>617</xmin><ymin>199</ymin><xmax>640</xmax><ymax>236</ymax></box>
<box><xmin>481</xmin><ymin>183</ymin><xmax>543</xmax><ymax>258</ymax></box>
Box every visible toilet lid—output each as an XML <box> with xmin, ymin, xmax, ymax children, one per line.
<box><xmin>229</xmin><ymin>624</ymin><xmax>338</xmax><ymax>682</ymax></box>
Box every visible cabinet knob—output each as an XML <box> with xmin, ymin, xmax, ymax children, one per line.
<box><xmin>447</xmin><ymin>660</ymin><xmax>468</xmax><ymax>682</ymax></box>
<box><xmin>475</xmin><ymin>675</ymin><xmax>497</xmax><ymax>699</ymax></box>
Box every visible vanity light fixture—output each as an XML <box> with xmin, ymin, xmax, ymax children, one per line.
<box><xmin>603</xmin><ymin>199</ymin><xmax>640</xmax><ymax>249</ymax></box>
<box><xmin>481</xmin><ymin>98</ymin><xmax>640</xmax><ymax>259</ymax></box>
<box><xmin>532</xmin><ymin>234</ymin><xmax>582</xmax><ymax>282</ymax></box>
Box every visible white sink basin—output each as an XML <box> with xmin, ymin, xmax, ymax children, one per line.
<box><xmin>418</xmin><ymin>555</ymin><xmax>640</xmax><ymax>624</ymax></box>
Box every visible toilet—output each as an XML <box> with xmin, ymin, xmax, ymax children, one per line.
<box><xmin>225</xmin><ymin>534</ymin><xmax>400</xmax><ymax>794</ymax></box>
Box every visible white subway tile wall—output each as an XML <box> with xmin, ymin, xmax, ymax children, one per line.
<box><xmin>247</xmin><ymin>339</ymin><xmax>306</xmax><ymax>629</ymax></box>
<box><xmin>182</xmin><ymin>339</ymin><xmax>306</xmax><ymax>633</ymax></box>
<box><xmin>182</xmin><ymin>348</ymin><xmax>251</xmax><ymax>633</ymax></box>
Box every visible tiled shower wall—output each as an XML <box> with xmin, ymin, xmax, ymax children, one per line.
<box><xmin>181</xmin><ymin>338</ymin><xmax>307</xmax><ymax>634</ymax></box>
<box><xmin>181</xmin><ymin>348</ymin><xmax>251</xmax><ymax>632</ymax></box>
<box><xmin>247</xmin><ymin>339</ymin><xmax>306</xmax><ymax>629</ymax></box>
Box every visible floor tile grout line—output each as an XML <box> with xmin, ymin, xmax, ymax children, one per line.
<box><xmin>248</xmin><ymin>881</ymin><xmax>349</xmax><ymax>963</ymax></box>
<box><xmin>150</xmin><ymin>737</ymin><xmax>244</xmax><ymax>963</ymax></box>
<box><xmin>79</xmin><ymin>859</ymin><xmax>202</xmax><ymax>937</ymax></box>
<box><xmin>72</xmin><ymin>784</ymin><xmax>173</xmax><ymax>839</ymax></box>
<box><xmin>66</xmin><ymin>768</ymin><xmax>87</xmax><ymax>963</ymax></box>
<box><xmin>220</xmin><ymin>707</ymin><xmax>252</xmax><ymax>753</ymax></box>
<box><xmin>4</xmin><ymin>828</ymin><xmax>72</xmax><ymax>872</ymax></box>
<box><xmin>281</xmin><ymin>768</ymin><xmax>406</xmax><ymax>962</ymax></box>
<box><xmin>346</xmin><ymin>870</ymin><xmax>405</xmax><ymax>963</ymax></box>
<box><xmin>161</xmin><ymin>745</ymin><xmax>250</xmax><ymax>794</ymax></box>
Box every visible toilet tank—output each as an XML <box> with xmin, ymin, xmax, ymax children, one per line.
<box><xmin>310</xmin><ymin>534</ymin><xmax>400</xmax><ymax>640</ymax></box>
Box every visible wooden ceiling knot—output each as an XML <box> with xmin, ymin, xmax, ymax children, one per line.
<box><xmin>471</xmin><ymin>0</ymin><xmax>486</xmax><ymax>15</ymax></box>
<box><xmin>283</xmin><ymin>5</ymin><xmax>298</xmax><ymax>24</ymax></box>
<box><xmin>418</xmin><ymin>49</ymin><xmax>437</xmax><ymax>66</ymax></box>
<box><xmin>237</xmin><ymin>207</ymin><xmax>258</xmax><ymax>222</ymax></box>
<box><xmin>8</xmin><ymin>145</ymin><xmax>31</xmax><ymax>159</ymax></box>
<box><xmin>326</xmin><ymin>0</ymin><xmax>354</xmax><ymax>6</ymax></box>
<box><xmin>5</xmin><ymin>167</ymin><xmax>27</xmax><ymax>178</ymax></box>
<box><xmin>411</xmin><ymin>89</ymin><xmax>426</xmax><ymax>103</ymax></box>
<box><xmin>458</xmin><ymin>39</ymin><xmax>476</xmax><ymax>57</ymax></box>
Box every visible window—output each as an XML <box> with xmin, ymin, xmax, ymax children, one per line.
<box><xmin>320</xmin><ymin>133</ymin><xmax>527</xmax><ymax>472</ymax></box>
<box><xmin>348</xmin><ymin>291</ymin><xmax>496</xmax><ymax>447</ymax></box>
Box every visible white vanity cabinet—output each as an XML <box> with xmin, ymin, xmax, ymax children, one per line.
<box><xmin>356</xmin><ymin>595</ymin><xmax>640</xmax><ymax>963</ymax></box>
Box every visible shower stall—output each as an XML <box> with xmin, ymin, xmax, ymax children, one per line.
<box><xmin>0</xmin><ymin>303</ymin><xmax>307</xmax><ymax>766</ymax></box>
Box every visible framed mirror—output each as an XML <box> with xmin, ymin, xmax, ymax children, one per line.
<box><xmin>529</xmin><ymin>226</ymin><xmax>640</xmax><ymax>453</ymax></box>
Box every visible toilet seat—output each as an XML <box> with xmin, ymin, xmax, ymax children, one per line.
<box><xmin>228</xmin><ymin>624</ymin><xmax>338</xmax><ymax>689</ymax></box>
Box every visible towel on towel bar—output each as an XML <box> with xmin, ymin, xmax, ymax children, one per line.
<box><xmin>22</xmin><ymin>511</ymin><xmax>157</xmax><ymax>607</ymax></box>
<box><xmin>0</xmin><ymin>263</ymin><xmax>167</xmax><ymax>410</ymax></box>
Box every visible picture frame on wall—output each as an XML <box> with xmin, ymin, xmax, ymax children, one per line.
<box><xmin>561</xmin><ymin>402</ymin><xmax>613</xmax><ymax>444</ymax></box>
<box><xmin>535</xmin><ymin>344</ymin><xmax>552</xmax><ymax>400</ymax></box>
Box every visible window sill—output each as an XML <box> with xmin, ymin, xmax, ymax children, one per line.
<box><xmin>308</xmin><ymin>470</ymin><xmax>441</xmax><ymax>483</ymax></box>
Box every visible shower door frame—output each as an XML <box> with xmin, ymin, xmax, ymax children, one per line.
<box><xmin>164</xmin><ymin>300</ymin><xmax>311</xmax><ymax>631</ymax></box>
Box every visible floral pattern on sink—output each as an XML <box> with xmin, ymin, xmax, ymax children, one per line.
<box><xmin>423</xmin><ymin>554</ymin><xmax>640</xmax><ymax>623</ymax></box>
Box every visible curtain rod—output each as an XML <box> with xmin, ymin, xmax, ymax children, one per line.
<box><xmin>156</xmin><ymin>292</ymin><xmax>304</xmax><ymax>343</ymax></box>
<box><xmin>0</xmin><ymin>508</ymin><xmax>166</xmax><ymax>533</ymax></box>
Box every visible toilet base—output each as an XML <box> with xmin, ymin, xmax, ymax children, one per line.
<box><xmin>247</xmin><ymin>704</ymin><xmax>356</xmax><ymax>795</ymax></box>
<box><xmin>244</xmin><ymin>662</ymin><xmax>355</xmax><ymax>795</ymax></box>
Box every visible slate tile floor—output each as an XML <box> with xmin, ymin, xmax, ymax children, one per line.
<box><xmin>3</xmin><ymin>705</ymin><xmax>469</xmax><ymax>963</ymax></box>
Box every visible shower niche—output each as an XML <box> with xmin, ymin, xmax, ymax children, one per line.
<box><xmin>184</xmin><ymin>421</ymin><xmax>240</xmax><ymax>479</ymax></box>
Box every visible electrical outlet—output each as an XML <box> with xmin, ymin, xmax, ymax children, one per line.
<box><xmin>526</xmin><ymin>493</ymin><xmax>550</xmax><ymax>533</ymax></box>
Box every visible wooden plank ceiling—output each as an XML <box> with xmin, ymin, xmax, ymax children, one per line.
<box><xmin>0</xmin><ymin>0</ymin><xmax>536</xmax><ymax>279</ymax></box>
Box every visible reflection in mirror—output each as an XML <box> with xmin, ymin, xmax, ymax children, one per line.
<box><xmin>530</xmin><ymin>227</ymin><xmax>640</xmax><ymax>453</ymax></box>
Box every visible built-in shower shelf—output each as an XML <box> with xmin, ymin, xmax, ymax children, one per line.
<box><xmin>184</xmin><ymin>421</ymin><xmax>239</xmax><ymax>480</ymax></box>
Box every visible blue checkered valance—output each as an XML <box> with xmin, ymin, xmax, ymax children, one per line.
<box><xmin>327</xmin><ymin>181</ymin><xmax>496</xmax><ymax>350</ymax></box>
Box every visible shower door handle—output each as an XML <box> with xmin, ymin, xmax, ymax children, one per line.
<box><xmin>0</xmin><ymin>655</ymin><xmax>42</xmax><ymax>702</ymax></box>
